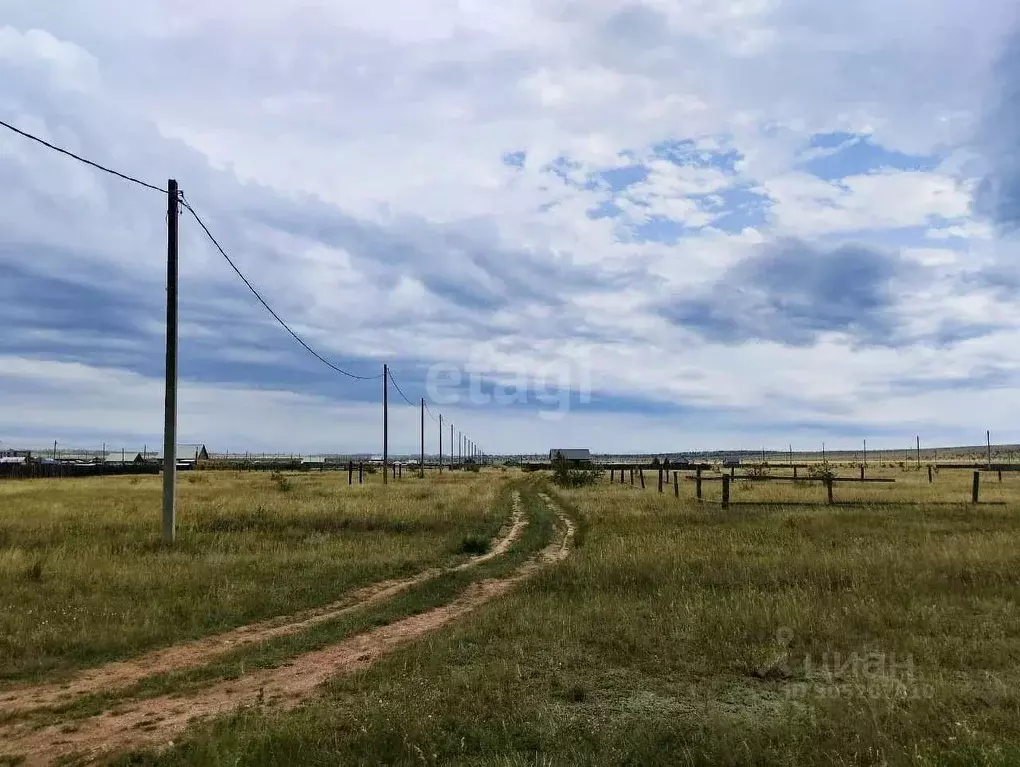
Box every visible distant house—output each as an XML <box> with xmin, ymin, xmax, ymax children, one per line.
<box><xmin>104</xmin><ymin>451</ymin><xmax>144</xmax><ymax>465</ymax></box>
<box><xmin>301</xmin><ymin>456</ymin><xmax>326</xmax><ymax>466</ymax></box>
<box><xmin>0</xmin><ymin>456</ymin><xmax>27</xmax><ymax>465</ymax></box>
<box><xmin>722</xmin><ymin>456</ymin><xmax>742</xmax><ymax>467</ymax></box>
<box><xmin>549</xmin><ymin>449</ymin><xmax>591</xmax><ymax>464</ymax></box>
<box><xmin>176</xmin><ymin>444</ymin><xmax>209</xmax><ymax>464</ymax></box>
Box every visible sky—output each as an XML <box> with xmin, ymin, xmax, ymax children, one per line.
<box><xmin>2</xmin><ymin>1</ymin><xmax>1020</xmax><ymax>455</ymax></box>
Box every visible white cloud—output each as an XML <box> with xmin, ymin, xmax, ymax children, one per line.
<box><xmin>3</xmin><ymin>1</ymin><xmax>1020</xmax><ymax>450</ymax></box>
<box><xmin>764</xmin><ymin>171</ymin><xmax>973</xmax><ymax>237</ymax></box>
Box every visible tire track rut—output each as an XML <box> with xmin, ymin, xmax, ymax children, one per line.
<box><xmin>0</xmin><ymin>494</ymin><xmax>527</xmax><ymax>716</ymax></box>
<box><xmin>0</xmin><ymin>491</ymin><xmax>574</xmax><ymax>766</ymax></box>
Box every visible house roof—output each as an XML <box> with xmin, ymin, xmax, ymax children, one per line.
<box><xmin>176</xmin><ymin>444</ymin><xmax>207</xmax><ymax>459</ymax></box>
<box><xmin>105</xmin><ymin>452</ymin><xmax>142</xmax><ymax>463</ymax></box>
<box><xmin>550</xmin><ymin>448</ymin><xmax>591</xmax><ymax>460</ymax></box>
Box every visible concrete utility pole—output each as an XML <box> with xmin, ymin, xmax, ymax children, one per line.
<box><xmin>420</xmin><ymin>398</ymin><xmax>425</xmax><ymax>479</ymax></box>
<box><xmin>162</xmin><ymin>179</ymin><xmax>179</xmax><ymax>544</ymax></box>
<box><xmin>383</xmin><ymin>364</ymin><xmax>388</xmax><ymax>485</ymax></box>
<box><xmin>439</xmin><ymin>413</ymin><xmax>443</xmax><ymax>473</ymax></box>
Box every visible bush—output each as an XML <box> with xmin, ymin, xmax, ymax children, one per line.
<box><xmin>457</xmin><ymin>534</ymin><xmax>490</xmax><ymax>555</ymax></box>
<box><xmin>270</xmin><ymin>471</ymin><xmax>292</xmax><ymax>492</ymax></box>
<box><xmin>806</xmin><ymin>465</ymin><xmax>834</xmax><ymax>481</ymax></box>
<box><xmin>551</xmin><ymin>455</ymin><xmax>600</xmax><ymax>488</ymax></box>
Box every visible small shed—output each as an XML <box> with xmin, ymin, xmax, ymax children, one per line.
<box><xmin>550</xmin><ymin>449</ymin><xmax>591</xmax><ymax>464</ymax></box>
<box><xmin>722</xmin><ymin>456</ymin><xmax>742</xmax><ymax>467</ymax></box>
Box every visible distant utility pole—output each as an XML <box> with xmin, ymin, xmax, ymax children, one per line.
<box><xmin>420</xmin><ymin>398</ymin><xmax>425</xmax><ymax>479</ymax></box>
<box><xmin>53</xmin><ymin>440</ymin><xmax>57</xmax><ymax>459</ymax></box>
<box><xmin>863</xmin><ymin>438</ymin><xmax>867</xmax><ymax>467</ymax></box>
<box><xmin>451</xmin><ymin>423</ymin><xmax>454</xmax><ymax>464</ymax></box>
<box><xmin>916</xmin><ymin>435</ymin><xmax>921</xmax><ymax>468</ymax></box>
<box><xmin>382</xmin><ymin>363</ymin><xmax>389</xmax><ymax>485</ymax></box>
<box><xmin>987</xmin><ymin>430</ymin><xmax>992</xmax><ymax>469</ymax></box>
<box><xmin>162</xmin><ymin>178</ymin><xmax>179</xmax><ymax>544</ymax></box>
<box><xmin>439</xmin><ymin>414</ymin><xmax>443</xmax><ymax>473</ymax></box>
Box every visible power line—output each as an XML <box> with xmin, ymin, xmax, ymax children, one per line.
<box><xmin>0</xmin><ymin>118</ymin><xmax>167</xmax><ymax>194</ymax></box>
<box><xmin>180</xmin><ymin>195</ymin><xmax>383</xmax><ymax>382</ymax></box>
<box><xmin>4</xmin><ymin>118</ymin><xmax>491</xmax><ymax>453</ymax></box>
<box><xmin>2</xmin><ymin>118</ymin><xmax>430</xmax><ymax>394</ymax></box>
<box><xmin>387</xmin><ymin>369</ymin><xmax>418</xmax><ymax>407</ymax></box>
<box><xmin>423</xmin><ymin>401</ymin><xmax>438</xmax><ymax>424</ymax></box>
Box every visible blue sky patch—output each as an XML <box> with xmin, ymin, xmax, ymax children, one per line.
<box><xmin>502</xmin><ymin>150</ymin><xmax>526</xmax><ymax>168</ymax></box>
<box><xmin>801</xmin><ymin>132</ymin><xmax>940</xmax><ymax>181</ymax></box>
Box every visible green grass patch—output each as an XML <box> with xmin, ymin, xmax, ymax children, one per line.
<box><xmin>0</xmin><ymin>471</ymin><xmax>504</xmax><ymax>685</ymax></box>
<box><xmin>115</xmin><ymin>478</ymin><xmax>1020</xmax><ymax>766</ymax></box>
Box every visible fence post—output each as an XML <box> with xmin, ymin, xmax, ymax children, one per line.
<box><xmin>348</xmin><ymin>461</ymin><xmax>353</xmax><ymax>485</ymax></box>
<box><xmin>359</xmin><ymin>462</ymin><xmax>364</xmax><ymax>484</ymax></box>
<box><xmin>826</xmin><ymin>476</ymin><xmax>834</xmax><ymax>505</ymax></box>
<box><xmin>860</xmin><ymin>465</ymin><xmax>865</xmax><ymax>481</ymax></box>
<box><xmin>793</xmin><ymin>466</ymin><xmax>798</xmax><ymax>479</ymax></box>
<box><xmin>674</xmin><ymin>471</ymin><xmax>679</xmax><ymax>498</ymax></box>
<box><xmin>928</xmin><ymin>465</ymin><xmax>933</xmax><ymax>484</ymax></box>
<box><xmin>620</xmin><ymin>467</ymin><xmax>624</xmax><ymax>485</ymax></box>
<box><xmin>630</xmin><ymin>468</ymin><xmax>634</xmax><ymax>486</ymax></box>
<box><xmin>722</xmin><ymin>475</ymin><xmax>730</xmax><ymax>509</ymax></box>
<box><xmin>658</xmin><ymin>468</ymin><xmax>663</xmax><ymax>493</ymax></box>
<box><xmin>999</xmin><ymin>470</ymin><xmax>1003</xmax><ymax>483</ymax></box>
<box><xmin>639</xmin><ymin>467</ymin><xmax>645</xmax><ymax>489</ymax></box>
<box><xmin>730</xmin><ymin>465</ymin><xmax>735</xmax><ymax>478</ymax></box>
<box><xmin>696</xmin><ymin>473</ymin><xmax>703</xmax><ymax>500</ymax></box>
<box><xmin>972</xmin><ymin>471</ymin><xmax>980</xmax><ymax>503</ymax></box>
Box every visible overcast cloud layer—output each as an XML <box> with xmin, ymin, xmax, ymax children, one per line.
<box><xmin>3</xmin><ymin>1</ymin><xmax>1020</xmax><ymax>454</ymax></box>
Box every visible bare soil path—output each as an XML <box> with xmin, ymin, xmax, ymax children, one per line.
<box><xmin>0</xmin><ymin>493</ymin><xmax>527</xmax><ymax>717</ymax></box>
<box><xmin>0</xmin><ymin>492</ymin><xmax>574</xmax><ymax>766</ymax></box>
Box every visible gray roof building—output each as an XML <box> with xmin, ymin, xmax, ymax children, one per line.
<box><xmin>176</xmin><ymin>444</ymin><xmax>209</xmax><ymax>462</ymax></box>
<box><xmin>550</xmin><ymin>449</ymin><xmax>591</xmax><ymax>462</ymax></box>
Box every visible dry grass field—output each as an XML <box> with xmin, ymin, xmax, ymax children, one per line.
<box><xmin>0</xmin><ymin>470</ymin><xmax>505</xmax><ymax>684</ymax></box>
<box><xmin>2</xmin><ymin>465</ymin><xmax>1020</xmax><ymax>765</ymax></box>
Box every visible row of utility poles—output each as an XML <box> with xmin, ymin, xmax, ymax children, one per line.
<box><xmin>379</xmin><ymin>365</ymin><xmax>483</xmax><ymax>484</ymax></box>
<box><xmin>161</xmin><ymin>182</ymin><xmax>484</xmax><ymax>544</ymax></box>
<box><xmin>776</xmin><ymin>433</ymin><xmax>998</xmax><ymax>468</ymax></box>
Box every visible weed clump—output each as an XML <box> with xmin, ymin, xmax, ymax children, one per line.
<box><xmin>458</xmin><ymin>534</ymin><xmax>490</xmax><ymax>556</ymax></box>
